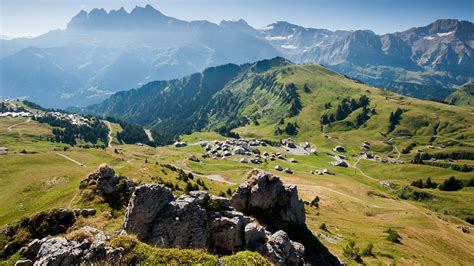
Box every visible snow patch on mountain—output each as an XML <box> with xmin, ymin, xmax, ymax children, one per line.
<box><xmin>260</xmin><ymin>25</ymin><xmax>274</xmax><ymax>30</ymax></box>
<box><xmin>281</xmin><ymin>44</ymin><xmax>298</xmax><ymax>49</ymax></box>
<box><xmin>265</xmin><ymin>34</ymin><xmax>294</xmax><ymax>41</ymax></box>
<box><xmin>437</xmin><ymin>31</ymin><xmax>454</xmax><ymax>37</ymax></box>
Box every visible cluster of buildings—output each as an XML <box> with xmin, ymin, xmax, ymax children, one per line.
<box><xmin>37</xmin><ymin>112</ymin><xmax>90</xmax><ymax>126</ymax></box>
<box><xmin>0</xmin><ymin>109</ymin><xmax>90</xmax><ymax>127</ymax></box>
<box><xmin>0</xmin><ymin>112</ymin><xmax>32</xmax><ymax>118</ymax></box>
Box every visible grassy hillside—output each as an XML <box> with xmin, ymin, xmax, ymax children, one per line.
<box><xmin>445</xmin><ymin>82</ymin><xmax>474</xmax><ymax>106</ymax></box>
<box><xmin>84</xmin><ymin>57</ymin><xmax>302</xmax><ymax>137</ymax></box>
<box><xmin>1</xmin><ymin>115</ymin><xmax>473</xmax><ymax>265</ymax></box>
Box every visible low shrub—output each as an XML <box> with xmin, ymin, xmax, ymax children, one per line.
<box><xmin>110</xmin><ymin>235</ymin><xmax>218</xmax><ymax>265</ymax></box>
<box><xmin>343</xmin><ymin>240</ymin><xmax>362</xmax><ymax>262</ymax></box>
<box><xmin>361</xmin><ymin>243</ymin><xmax>374</xmax><ymax>257</ymax></box>
<box><xmin>386</xmin><ymin>228</ymin><xmax>401</xmax><ymax>243</ymax></box>
<box><xmin>221</xmin><ymin>251</ymin><xmax>271</xmax><ymax>265</ymax></box>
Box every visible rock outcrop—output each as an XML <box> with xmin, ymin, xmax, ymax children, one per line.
<box><xmin>1</xmin><ymin>208</ymin><xmax>96</xmax><ymax>258</ymax></box>
<box><xmin>123</xmin><ymin>185</ymin><xmax>305</xmax><ymax>265</ymax></box>
<box><xmin>85</xmin><ymin>164</ymin><xmax>135</xmax><ymax>196</ymax></box>
<box><xmin>18</xmin><ymin>227</ymin><xmax>123</xmax><ymax>266</ymax></box>
<box><xmin>80</xmin><ymin>164</ymin><xmax>135</xmax><ymax>208</ymax></box>
<box><xmin>230</xmin><ymin>169</ymin><xmax>306</xmax><ymax>228</ymax></box>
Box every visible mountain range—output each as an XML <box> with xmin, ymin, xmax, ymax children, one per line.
<box><xmin>1</xmin><ymin>5</ymin><xmax>472</xmax><ymax>107</ymax></box>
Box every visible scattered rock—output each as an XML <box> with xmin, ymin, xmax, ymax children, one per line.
<box><xmin>73</xmin><ymin>208</ymin><xmax>96</xmax><ymax>217</ymax></box>
<box><xmin>19</xmin><ymin>228</ymin><xmax>123</xmax><ymax>266</ymax></box>
<box><xmin>274</xmin><ymin>165</ymin><xmax>283</xmax><ymax>171</ymax></box>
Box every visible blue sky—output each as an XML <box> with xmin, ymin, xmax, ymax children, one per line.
<box><xmin>1</xmin><ymin>0</ymin><xmax>473</xmax><ymax>37</ymax></box>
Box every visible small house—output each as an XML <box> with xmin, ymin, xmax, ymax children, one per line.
<box><xmin>333</xmin><ymin>146</ymin><xmax>345</xmax><ymax>152</ymax></box>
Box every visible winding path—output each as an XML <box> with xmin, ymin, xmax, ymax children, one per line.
<box><xmin>56</xmin><ymin>152</ymin><xmax>86</xmax><ymax>167</ymax></box>
<box><xmin>104</xmin><ymin>121</ymin><xmax>113</xmax><ymax>148</ymax></box>
<box><xmin>433</xmin><ymin>135</ymin><xmax>474</xmax><ymax>146</ymax></box>
<box><xmin>144</xmin><ymin>129</ymin><xmax>154</xmax><ymax>142</ymax></box>
<box><xmin>393</xmin><ymin>144</ymin><xmax>401</xmax><ymax>160</ymax></box>
<box><xmin>4</xmin><ymin>117</ymin><xmax>31</xmax><ymax>133</ymax></box>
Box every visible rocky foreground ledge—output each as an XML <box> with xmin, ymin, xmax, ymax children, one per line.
<box><xmin>11</xmin><ymin>166</ymin><xmax>339</xmax><ymax>265</ymax></box>
<box><xmin>123</xmin><ymin>169</ymin><xmax>306</xmax><ymax>264</ymax></box>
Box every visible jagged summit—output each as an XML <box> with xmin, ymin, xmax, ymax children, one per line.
<box><xmin>66</xmin><ymin>4</ymin><xmax>182</xmax><ymax>30</ymax></box>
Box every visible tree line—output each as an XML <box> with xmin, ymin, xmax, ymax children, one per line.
<box><xmin>411</xmin><ymin>176</ymin><xmax>474</xmax><ymax>191</ymax></box>
<box><xmin>35</xmin><ymin>115</ymin><xmax>108</xmax><ymax>146</ymax></box>
<box><xmin>320</xmin><ymin>95</ymin><xmax>371</xmax><ymax>126</ymax></box>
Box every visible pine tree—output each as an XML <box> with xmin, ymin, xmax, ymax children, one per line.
<box><xmin>412</xmin><ymin>153</ymin><xmax>424</xmax><ymax>164</ymax></box>
<box><xmin>285</xmin><ymin>122</ymin><xmax>298</xmax><ymax>136</ymax></box>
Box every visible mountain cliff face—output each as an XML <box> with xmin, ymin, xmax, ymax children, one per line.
<box><xmin>1</xmin><ymin>5</ymin><xmax>472</xmax><ymax>107</ymax></box>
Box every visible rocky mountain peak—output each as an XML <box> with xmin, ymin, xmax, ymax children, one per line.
<box><xmin>66</xmin><ymin>5</ymin><xmax>175</xmax><ymax>30</ymax></box>
<box><xmin>427</xmin><ymin>19</ymin><xmax>463</xmax><ymax>34</ymax></box>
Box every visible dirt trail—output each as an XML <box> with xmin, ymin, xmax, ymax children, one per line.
<box><xmin>5</xmin><ymin>117</ymin><xmax>31</xmax><ymax>133</ymax></box>
<box><xmin>349</xmin><ymin>157</ymin><xmax>379</xmax><ymax>182</ymax></box>
<box><xmin>56</xmin><ymin>152</ymin><xmax>86</xmax><ymax>167</ymax></box>
<box><xmin>296</xmin><ymin>184</ymin><xmax>410</xmax><ymax>210</ymax></box>
<box><xmin>167</xmin><ymin>162</ymin><xmax>236</xmax><ymax>185</ymax></box>
<box><xmin>433</xmin><ymin>135</ymin><xmax>474</xmax><ymax>146</ymax></box>
<box><xmin>144</xmin><ymin>129</ymin><xmax>154</xmax><ymax>142</ymax></box>
<box><xmin>104</xmin><ymin>121</ymin><xmax>113</xmax><ymax>148</ymax></box>
<box><xmin>393</xmin><ymin>144</ymin><xmax>401</xmax><ymax>160</ymax></box>
<box><xmin>199</xmin><ymin>174</ymin><xmax>236</xmax><ymax>185</ymax></box>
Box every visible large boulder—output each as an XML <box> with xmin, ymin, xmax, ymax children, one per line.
<box><xmin>230</xmin><ymin>169</ymin><xmax>306</xmax><ymax>228</ymax></box>
<box><xmin>264</xmin><ymin>230</ymin><xmax>306</xmax><ymax>265</ymax></box>
<box><xmin>18</xmin><ymin>228</ymin><xmax>123</xmax><ymax>266</ymax></box>
<box><xmin>80</xmin><ymin>164</ymin><xmax>135</xmax><ymax>208</ymax></box>
<box><xmin>1</xmin><ymin>208</ymin><xmax>95</xmax><ymax>258</ymax></box>
<box><xmin>123</xmin><ymin>184</ymin><xmax>174</xmax><ymax>241</ymax></box>
<box><xmin>86</xmin><ymin>164</ymin><xmax>135</xmax><ymax>196</ymax></box>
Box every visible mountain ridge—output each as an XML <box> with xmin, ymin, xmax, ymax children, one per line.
<box><xmin>1</xmin><ymin>5</ymin><xmax>472</xmax><ymax>107</ymax></box>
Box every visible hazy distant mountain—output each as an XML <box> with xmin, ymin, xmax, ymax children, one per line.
<box><xmin>1</xmin><ymin>5</ymin><xmax>472</xmax><ymax>107</ymax></box>
<box><xmin>0</xmin><ymin>5</ymin><xmax>278</xmax><ymax>107</ymax></box>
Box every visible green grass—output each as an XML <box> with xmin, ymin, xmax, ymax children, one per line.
<box><xmin>110</xmin><ymin>235</ymin><xmax>270</xmax><ymax>265</ymax></box>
